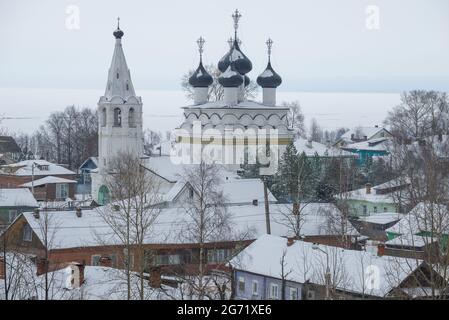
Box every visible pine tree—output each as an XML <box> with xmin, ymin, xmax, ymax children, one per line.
<box><xmin>271</xmin><ymin>142</ymin><xmax>299</xmax><ymax>202</ymax></box>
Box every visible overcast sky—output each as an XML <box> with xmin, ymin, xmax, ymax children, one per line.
<box><xmin>1</xmin><ymin>0</ymin><xmax>448</xmax><ymax>92</ymax></box>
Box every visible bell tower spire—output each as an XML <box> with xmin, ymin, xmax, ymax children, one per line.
<box><xmin>93</xmin><ymin>19</ymin><xmax>144</xmax><ymax>204</ymax></box>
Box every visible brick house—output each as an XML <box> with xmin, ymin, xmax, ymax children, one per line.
<box><xmin>0</xmin><ymin>208</ymin><xmax>252</xmax><ymax>276</ymax></box>
<box><xmin>0</xmin><ymin>159</ymin><xmax>77</xmax><ymax>201</ymax></box>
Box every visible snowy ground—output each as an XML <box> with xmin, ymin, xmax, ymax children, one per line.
<box><xmin>0</xmin><ymin>88</ymin><xmax>401</xmax><ymax>134</ymax></box>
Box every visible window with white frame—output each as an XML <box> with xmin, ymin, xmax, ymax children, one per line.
<box><xmin>289</xmin><ymin>287</ymin><xmax>298</xmax><ymax>300</ymax></box>
<box><xmin>238</xmin><ymin>276</ymin><xmax>245</xmax><ymax>292</ymax></box>
<box><xmin>22</xmin><ymin>224</ymin><xmax>32</xmax><ymax>242</ymax></box>
<box><xmin>252</xmin><ymin>280</ymin><xmax>259</xmax><ymax>296</ymax></box>
<box><xmin>270</xmin><ymin>283</ymin><xmax>279</xmax><ymax>299</ymax></box>
<box><xmin>56</xmin><ymin>183</ymin><xmax>69</xmax><ymax>199</ymax></box>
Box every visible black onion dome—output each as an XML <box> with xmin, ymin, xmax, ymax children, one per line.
<box><xmin>244</xmin><ymin>75</ymin><xmax>250</xmax><ymax>87</ymax></box>
<box><xmin>218</xmin><ymin>40</ymin><xmax>252</xmax><ymax>75</ymax></box>
<box><xmin>218</xmin><ymin>64</ymin><xmax>244</xmax><ymax>88</ymax></box>
<box><xmin>113</xmin><ymin>27</ymin><xmax>124</xmax><ymax>39</ymax></box>
<box><xmin>189</xmin><ymin>61</ymin><xmax>213</xmax><ymax>88</ymax></box>
<box><xmin>231</xmin><ymin>40</ymin><xmax>252</xmax><ymax>75</ymax></box>
<box><xmin>218</xmin><ymin>49</ymin><xmax>232</xmax><ymax>73</ymax></box>
<box><xmin>257</xmin><ymin>61</ymin><xmax>282</xmax><ymax>88</ymax></box>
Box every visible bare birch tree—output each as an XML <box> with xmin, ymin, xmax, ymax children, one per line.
<box><xmin>96</xmin><ymin>151</ymin><xmax>162</xmax><ymax>300</ymax></box>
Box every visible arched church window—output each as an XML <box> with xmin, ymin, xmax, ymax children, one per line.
<box><xmin>101</xmin><ymin>108</ymin><xmax>106</xmax><ymax>127</ymax></box>
<box><xmin>129</xmin><ymin>108</ymin><xmax>136</xmax><ymax>127</ymax></box>
<box><xmin>116</xmin><ymin>72</ymin><xmax>119</xmax><ymax>79</ymax></box>
<box><xmin>126</xmin><ymin>82</ymin><xmax>129</xmax><ymax>91</ymax></box>
<box><xmin>114</xmin><ymin>108</ymin><xmax>122</xmax><ymax>127</ymax></box>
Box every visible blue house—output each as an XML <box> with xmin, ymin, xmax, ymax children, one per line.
<box><xmin>233</xmin><ymin>269</ymin><xmax>302</xmax><ymax>300</ymax></box>
<box><xmin>341</xmin><ymin>137</ymin><xmax>390</xmax><ymax>166</ymax></box>
<box><xmin>77</xmin><ymin>157</ymin><xmax>98</xmax><ymax>196</ymax></box>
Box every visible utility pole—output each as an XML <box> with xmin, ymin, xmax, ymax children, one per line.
<box><xmin>31</xmin><ymin>162</ymin><xmax>36</xmax><ymax>195</ymax></box>
<box><xmin>262</xmin><ymin>176</ymin><xmax>271</xmax><ymax>234</ymax></box>
<box><xmin>312</xmin><ymin>243</ymin><xmax>331</xmax><ymax>300</ymax></box>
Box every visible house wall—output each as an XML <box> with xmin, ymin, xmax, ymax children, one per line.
<box><xmin>0</xmin><ymin>174</ymin><xmax>76</xmax><ymax>189</ymax></box>
<box><xmin>1</xmin><ymin>216</ymin><xmax>253</xmax><ymax>274</ymax></box>
<box><xmin>233</xmin><ymin>269</ymin><xmax>303</xmax><ymax>300</ymax></box>
<box><xmin>0</xmin><ymin>206</ymin><xmax>37</xmax><ymax>230</ymax></box>
<box><xmin>347</xmin><ymin>199</ymin><xmax>397</xmax><ymax>217</ymax></box>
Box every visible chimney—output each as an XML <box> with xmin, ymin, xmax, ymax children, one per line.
<box><xmin>149</xmin><ymin>267</ymin><xmax>162</xmax><ymax>288</ymax></box>
<box><xmin>33</xmin><ymin>208</ymin><xmax>40</xmax><ymax>219</ymax></box>
<box><xmin>68</xmin><ymin>262</ymin><xmax>85</xmax><ymax>288</ymax></box>
<box><xmin>262</xmin><ymin>87</ymin><xmax>276</xmax><ymax>107</ymax></box>
<box><xmin>36</xmin><ymin>258</ymin><xmax>49</xmax><ymax>276</ymax></box>
<box><xmin>224</xmin><ymin>87</ymin><xmax>238</xmax><ymax>106</ymax></box>
<box><xmin>0</xmin><ymin>256</ymin><xmax>5</xmax><ymax>280</ymax></box>
<box><xmin>193</xmin><ymin>87</ymin><xmax>209</xmax><ymax>105</ymax></box>
<box><xmin>99</xmin><ymin>256</ymin><xmax>112</xmax><ymax>268</ymax></box>
<box><xmin>75</xmin><ymin>207</ymin><xmax>82</xmax><ymax>218</ymax></box>
<box><xmin>377</xmin><ymin>244</ymin><xmax>385</xmax><ymax>256</ymax></box>
<box><xmin>365</xmin><ymin>183</ymin><xmax>372</xmax><ymax>194</ymax></box>
<box><xmin>292</xmin><ymin>202</ymin><xmax>299</xmax><ymax>215</ymax></box>
<box><xmin>287</xmin><ymin>238</ymin><xmax>295</xmax><ymax>247</ymax></box>
<box><xmin>252</xmin><ymin>199</ymin><xmax>258</xmax><ymax>206</ymax></box>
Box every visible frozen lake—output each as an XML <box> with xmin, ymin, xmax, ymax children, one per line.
<box><xmin>0</xmin><ymin>88</ymin><xmax>401</xmax><ymax>135</ymax></box>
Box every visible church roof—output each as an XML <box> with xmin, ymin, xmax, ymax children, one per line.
<box><xmin>182</xmin><ymin>100</ymin><xmax>289</xmax><ymax>110</ymax></box>
<box><xmin>103</xmin><ymin>20</ymin><xmax>136</xmax><ymax>100</ymax></box>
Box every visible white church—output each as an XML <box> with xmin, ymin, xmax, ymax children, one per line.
<box><xmin>91</xmin><ymin>11</ymin><xmax>293</xmax><ymax>204</ymax></box>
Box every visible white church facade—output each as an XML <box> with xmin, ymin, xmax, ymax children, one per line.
<box><xmin>91</xmin><ymin>11</ymin><xmax>293</xmax><ymax>204</ymax></box>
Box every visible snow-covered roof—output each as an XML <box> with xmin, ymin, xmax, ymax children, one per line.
<box><xmin>0</xmin><ymin>160</ymin><xmax>75</xmax><ymax>176</ymax></box>
<box><xmin>338</xmin><ymin>185</ymin><xmax>396</xmax><ymax>204</ymax></box>
<box><xmin>182</xmin><ymin>100</ymin><xmax>289</xmax><ymax>110</ymax></box>
<box><xmin>385</xmin><ymin>233</ymin><xmax>436</xmax><ymax>247</ymax></box>
<box><xmin>0</xmin><ymin>188</ymin><xmax>38</xmax><ymax>207</ymax></box>
<box><xmin>229</xmin><ymin>234</ymin><xmax>423</xmax><ymax>297</ymax></box>
<box><xmin>271</xmin><ymin>203</ymin><xmax>360</xmax><ymax>237</ymax></box>
<box><xmin>359</xmin><ymin>212</ymin><xmax>402</xmax><ymax>225</ymax></box>
<box><xmin>0</xmin><ymin>255</ymin><xmax>179</xmax><ymax>300</ymax></box>
<box><xmin>143</xmin><ymin>156</ymin><xmax>240</xmax><ymax>183</ymax></box>
<box><xmin>221</xmin><ymin>179</ymin><xmax>276</xmax><ymax>204</ymax></box>
<box><xmin>152</xmin><ymin>140</ymin><xmax>174</xmax><ymax>156</ymax></box>
<box><xmin>386</xmin><ymin>202</ymin><xmax>449</xmax><ymax>236</ymax></box>
<box><xmin>18</xmin><ymin>202</ymin><xmax>356</xmax><ymax>250</ymax></box>
<box><xmin>342</xmin><ymin>137</ymin><xmax>390</xmax><ymax>152</ymax></box>
<box><xmin>341</xmin><ymin>126</ymin><xmax>388</xmax><ymax>141</ymax></box>
<box><xmin>79</xmin><ymin>157</ymin><xmax>98</xmax><ymax>170</ymax></box>
<box><xmin>294</xmin><ymin>138</ymin><xmax>355</xmax><ymax>157</ymax></box>
<box><xmin>20</xmin><ymin>176</ymin><xmax>77</xmax><ymax>187</ymax></box>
